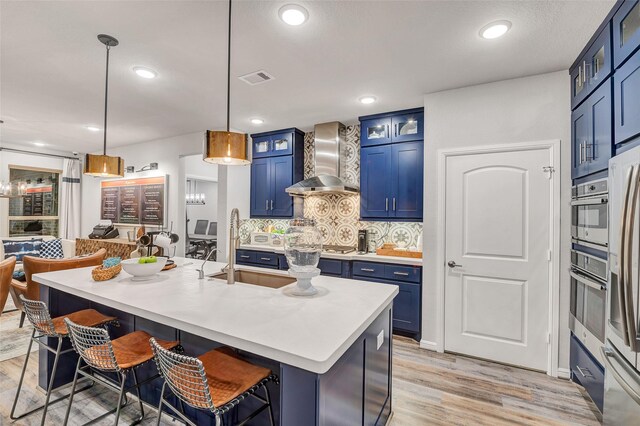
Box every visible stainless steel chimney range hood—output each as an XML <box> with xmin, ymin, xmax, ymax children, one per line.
<box><xmin>286</xmin><ymin>121</ymin><xmax>359</xmax><ymax>196</ymax></box>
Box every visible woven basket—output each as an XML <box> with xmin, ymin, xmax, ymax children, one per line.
<box><xmin>92</xmin><ymin>264</ymin><xmax>122</xmax><ymax>281</ymax></box>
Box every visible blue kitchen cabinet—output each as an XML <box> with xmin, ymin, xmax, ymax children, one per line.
<box><xmin>391</xmin><ymin>111</ymin><xmax>424</xmax><ymax>143</ymax></box>
<box><xmin>571</xmin><ymin>23</ymin><xmax>612</xmax><ymax>110</ymax></box>
<box><xmin>360</xmin><ymin>108</ymin><xmax>424</xmax><ymax>221</ymax></box>
<box><xmin>360</xmin><ymin>117</ymin><xmax>392</xmax><ymax>147</ymax></box>
<box><xmin>391</xmin><ymin>141</ymin><xmax>424</xmax><ymax>219</ymax></box>
<box><xmin>250</xmin><ymin>158</ymin><xmax>271</xmax><ymax>216</ymax></box>
<box><xmin>250</xmin><ymin>128</ymin><xmax>304</xmax><ymax>218</ymax></box>
<box><xmin>615</xmin><ymin>49</ymin><xmax>640</xmax><ymax>146</ymax></box>
<box><xmin>271</xmin><ymin>156</ymin><xmax>294</xmax><ymax>217</ymax></box>
<box><xmin>360</xmin><ymin>145</ymin><xmax>392</xmax><ymax>218</ymax></box>
<box><xmin>570</xmin><ymin>333</ymin><xmax>604</xmax><ymax>412</ymax></box>
<box><xmin>353</xmin><ymin>261</ymin><xmax>422</xmax><ymax>338</ymax></box>
<box><xmin>613</xmin><ymin>0</ymin><xmax>640</xmax><ymax>69</ymax></box>
<box><xmin>360</xmin><ymin>142</ymin><xmax>424</xmax><ymax>220</ymax></box>
<box><xmin>572</xmin><ymin>78</ymin><xmax>612</xmax><ymax>179</ymax></box>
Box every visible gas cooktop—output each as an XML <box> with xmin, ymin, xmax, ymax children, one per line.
<box><xmin>322</xmin><ymin>245</ymin><xmax>356</xmax><ymax>254</ymax></box>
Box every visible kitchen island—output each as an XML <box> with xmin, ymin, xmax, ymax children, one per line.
<box><xmin>33</xmin><ymin>258</ymin><xmax>397</xmax><ymax>425</ymax></box>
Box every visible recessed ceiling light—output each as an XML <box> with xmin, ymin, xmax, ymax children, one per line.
<box><xmin>85</xmin><ymin>125</ymin><xmax>101</xmax><ymax>132</ymax></box>
<box><xmin>133</xmin><ymin>66</ymin><xmax>157</xmax><ymax>79</ymax></box>
<box><xmin>480</xmin><ymin>20</ymin><xmax>512</xmax><ymax>39</ymax></box>
<box><xmin>359</xmin><ymin>96</ymin><xmax>377</xmax><ymax>105</ymax></box>
<box><xmin>279</xmin><ymin>4</ymin><xmax>308</xmax><ymax>26</ymax></box>
<box><xmin>33</xmin><ymin>142</ymin><xmax>46</xmax><ymax>147</ymax></box>
<box><xmin>251</xmin><ymin>118</ymin><xmax>264</xmax><ymax>125</ymax></box>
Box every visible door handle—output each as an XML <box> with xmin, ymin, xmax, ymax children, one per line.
<box><xmin>394</xmin><ymin>124</ymin><xmax>398</xmax><ymax>137</ymax></box>
<box><xmin>385</xmin><ymin>198</ymin><xmax>389</xmax><ymax>212</ymax></box>
<box><xmin>266</xmin><ymin>200</ymin><xmax>269</xmax><ymax>211</ymax></box>
<box><xmin>582</xmin><ymin>60</ymin><xmax>587</xmax><ymax>83</ymax></box>
<box><xmin>393</xmin><ymin>198</ymin><xmax>396</xmax><ymax>211</ymax></box>
<box><xmin>447</xmin><ymin>261</ymin><xmax>462</xmax><ymax>268</ymax></box>
<box><xmin>271</xmin><ymin>200</ymin><xmax>274</xmax><ymax>210</ymax></box>
<box><xmin>576</xmin><ymin>365</ymin><xmax>594</xmax><ymax>379</ymax></box>
<box><xmin>623</xmin><ymin>165</ymin><xmax>640</xmax><ymax>351</ymax></box>
<box><xmin>393</xmin><ymin>271</ymin><xmax>409</xmax><ymax>276</ymax></box>
<box><xmin>361</xmin><ymin>268</ymin><xmax>376</xmax><ymax>272</ymax></box>
<box><xmin>618</xmin><ymin>166</ymin><xmax>633</xmax><ymax>346</ymax></box>
<box><xmin>260</xmin><ymin>257</ymin><xmax>272</xmax><ymax>261</ymax></box>
<box><xmin>578</xmin><ymin>64</ymin><xmax>582</xmax><ymax>87</ymax></box>
<box><xmin>601</xmin><ymin>346</ymin><xmax>640</xmax><ymax>405</ymax></box>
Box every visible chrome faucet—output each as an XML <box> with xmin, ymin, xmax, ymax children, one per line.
<box><xmin>198</xmin><ymin>248</ymin><xmax>222</xmax><ymax>280</ymax></box>
<box><xmin>227</xmin><ymin>208</ymin><xmax>240</xmax><ymax>284</ymax></box>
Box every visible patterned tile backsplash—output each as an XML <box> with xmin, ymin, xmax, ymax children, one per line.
<box><xmin>240</xmin><ymin>124</ymin><xmax>423</xmax><ymax>249</ymax></box>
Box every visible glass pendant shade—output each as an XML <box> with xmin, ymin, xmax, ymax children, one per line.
<box><xmin>203</xmin><ymin>130</ymin><xmax>250</xmax><ymax>165</ymax></box>
<box><xmin>84</xmin><ymin>153</ymin><xmax>125</xmax><ymax>177</ymax></box>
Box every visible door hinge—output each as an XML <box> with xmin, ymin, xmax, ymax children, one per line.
<box><xmin>547</xmin><ymin>250</ymin><xmax>552</xmax><ymax>261</ymax></box>
<box><xmin>546</xmin><ymin>333</ymin><xmax>551</xmax><ymax>344</ymax></box>
<box><xmin>542</xmin><ymin>166</ymin><xmax>555</xmax><ymax>179</ymax></box>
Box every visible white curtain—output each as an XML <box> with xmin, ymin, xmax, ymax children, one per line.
<box><xmin>59</xmin><ymin>158</ymin><xmax>81</xmax><ymax>239</ymax></box>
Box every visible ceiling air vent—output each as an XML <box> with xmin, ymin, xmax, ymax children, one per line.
<box><xmin>238</xmin><ymin>70</ymin><xmax>274</xmax><ymax>86</ymax></box>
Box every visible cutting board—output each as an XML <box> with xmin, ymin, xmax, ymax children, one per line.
<box><xmin>375</xmin><ymin>248</ymin><xmax>422</xmax><ymax>259</ymax></box>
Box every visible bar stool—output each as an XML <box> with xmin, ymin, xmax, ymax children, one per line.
<box><xmin>10</xmin><ymin>295</ymin><xmax>118</xmax><ymax>426</ymax></box>
<box><xmin>150</xmin><ymin>338</ymin><xmax>278</xmax><ymax>426</ymax></box>
<box><xmin>63</xmin><ymin>318</ymin><xmax>180</xmax><ymax>426</ymax></box>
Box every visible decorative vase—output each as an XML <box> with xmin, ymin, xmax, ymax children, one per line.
<box><xmin>284</xmin><ymin>218</ymin><xmax>322</xmax><ymax>296</ymax></box>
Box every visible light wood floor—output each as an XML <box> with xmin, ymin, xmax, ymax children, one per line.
<box><xmin>0</xmin><ymin>311</ymin><xmax>601</xmax><ymax>425</ymax></box>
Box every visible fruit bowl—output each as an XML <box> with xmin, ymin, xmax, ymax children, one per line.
<box><xmin>121</xmin><ymin>257</ymin><xmax>167</xmax><ymax>281</ymax></box>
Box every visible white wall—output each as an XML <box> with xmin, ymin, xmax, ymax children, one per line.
<box><xmin>186</xmin><ymin>180</ymin><xmax>218</xmax><ymax>233</ymax></box>
<box><xmin>422</xmin><ymin>71</ymin><xmax>572</xmax><ymax>371</ymax></box>
<box><xmin>0</xmin><ymin>143</ymin><xmax>71</xmax><ymax>237</ymax></box>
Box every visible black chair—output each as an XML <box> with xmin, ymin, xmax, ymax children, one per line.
<box><xmin>194</xmin><ymin>220</ymin><xmax>208</xmax><ymax>235</ymax></box>
<box><xmin>207</xmin><ymin>222</ymin><xmax>217</xmax><ymax>236</ymax></box>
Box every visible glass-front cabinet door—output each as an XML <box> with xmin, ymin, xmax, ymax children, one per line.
<box><xmin>391</xmin><ymin>112</ymin><xmax>424</xmax><ymax>143</ymax></box>
<box><xmin>270</xmin><ymin>132</ymin><xmax>293</xmax><ymax>156</ymax></box>
<box><xmin>614</xmin><ymin>0</ymin><xmax>640</xmax><ymax>68</ymax></box>
<box><xmin>587</xmin><ymin>23</ymin><xmax>611</xmax><ymax>89</ymax></box>
<box><xmin>252</xmin><ymin>136</ymin><xmax>272</xmax><ymax>159</ymax></box>
<box><xmin>361</xmin><ymin>117</ymin><xmax>392</xmax><ymax>147</ymax></box>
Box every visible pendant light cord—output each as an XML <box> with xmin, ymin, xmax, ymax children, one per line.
<box><xmin>103</xmin><ymin>44</ymin><xmax>111</xmax><ymax>155</ymax></box>
<box><xmin>226</xmin><ymin>0</ymin><xmax>232</xmax><ymax>132</ymax></box>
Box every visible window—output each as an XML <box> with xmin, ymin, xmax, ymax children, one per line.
<box><xmin>7</xmin><ymin>166</ymin><xmax>61</xmax><ymax>237</ymax></box>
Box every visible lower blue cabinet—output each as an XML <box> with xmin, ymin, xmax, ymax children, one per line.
<box><xmin>570</xmin><ymin>333</ymin><xmax>604</xmax><ymax>412</ymax></box>
<box><xmin>237</xmin><ymin>250</ymin><xmax>422</xmax><ymax>339</ymax></box>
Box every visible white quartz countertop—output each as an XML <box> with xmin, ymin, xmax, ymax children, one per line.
<box><xmin>33</xmin><ymin>258</ymin><xmax>398</xmax><ymax>374</ymax></box>
<box><xmin>239</xmin><ymin>244</ymin><xmax>423</xmax><ymax>266</ymax></box>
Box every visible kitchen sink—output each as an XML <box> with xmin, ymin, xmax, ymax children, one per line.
<box><xmin>208</xmin><ymin>270</ymin><xmax>296</xmax><ymax>289</ymax></box>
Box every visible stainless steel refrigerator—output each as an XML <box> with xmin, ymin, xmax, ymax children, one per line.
<box><xmin>604</xmin><ymin>145</ymin><xmax>640</xmax><ymax>424</ymax></box>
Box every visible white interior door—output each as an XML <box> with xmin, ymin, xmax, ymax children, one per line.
<box><xmin>444</xmin><ymin>146</ymin><xmax>552</xmax><ymax>371</ymax></box>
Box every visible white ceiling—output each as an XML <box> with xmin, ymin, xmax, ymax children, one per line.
<box><xmin>0</xmin><ymin>0</ymin><xmax>614</xmax><ymax>153</ymax></box>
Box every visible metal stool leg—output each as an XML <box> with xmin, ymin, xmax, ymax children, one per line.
<box><xmin>39</xmin><ymin>336</ymin><xmax>63</xmax><ymax>425</ymax></box>
<box><xmin>19</xmin><ymin>311</ymin><xmax>26</xmax><ymax>328</ymax></box>
<box><xmin>113</xmin><ymin>372</ymin><xmax>128</xmax><ymax>426</ymax></box>
<box><xmin>131</xmin><ymin>368</ymin><xmax>145</xmax><ymax>425</ymax></box>
<box><xmin>10</xmin><ymin>329</ymin><xmax>36</xmax><ymax>419</ymax></box>
<box><xmin>155</xmin><ymin>382</ymin><xmax>166</xmax><ymax>426</ymax></box>
<box><xmin>63</xmin><ymin>357</ymin><xmax>83</xmax><ymax>426</ymax></box>
<box><xmin>264</xmin><ymin>384</ymin><xmax>275</xmax><ymax>426</ymax></box>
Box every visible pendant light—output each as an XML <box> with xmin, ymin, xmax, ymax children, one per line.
<box><xmin>84</xmin><ymin>34</ymin><xmax>125</xmax><ymax>177</ymax></box>
<box><xmin>203</xmin><ymin>0</ymin><xmax>250</xmax><ymax>165</ymax></box>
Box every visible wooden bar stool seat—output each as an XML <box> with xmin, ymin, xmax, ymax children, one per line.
<box><xmin>11</xmin><ymin>296</ymin><xmax>118</xmax><ymax>426</ymax></box>
<box><xmin>63</xmin><ymin>320</ymin><xmax>180</xmax><ymax>426</ymax></box>
<box><xmin>151</xmin><ymin>339</ymin><xmax>278</xmax><ymax>426</ymax></box>
<box><xmin>87</xmin><ymin>330</ymin><xmax>178</xmax><ymax>370</ymax></box>
<box><xmin>197</xmin><ymin>347</ymin><xmax>272</xmax><ymax>408</ymax></box>
<box><xmin>49</xmin><ymin>309</ymin><xmax>117</xmax><ymax>336</ymax></box>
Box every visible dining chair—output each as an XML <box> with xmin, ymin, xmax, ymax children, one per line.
<box><xmin>207</xmin><ymin>222</ymin><xmax>217</xmax><ymax>236</ymax></box>
<box><xmin>0</xmin><ymin>257</ymin><xmax>16</xmax><ymax>316</ymax></box>
<box><xmin>194</xmin><ymin>220</ymin><xmax>209</xmax><ymax>235</ymax></box>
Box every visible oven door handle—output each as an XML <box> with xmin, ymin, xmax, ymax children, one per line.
<box><xmin>569</xmin><ymin>270</ymin><xmax>606</xmax><ymax>291</ymax></box>
<box><xmin>570</xmin><ymin>198</ymin><xmax>608</xmax><ymax>206</ymax></box>
<box><xmin>618</xmin><ymin>165</ymin><xmax>633</xmax><ymax>347</ymax></box>
<box><xmin>623</xmin><ymin>165</ymin><xmax>640</xmax><ymax>352</ymax></box>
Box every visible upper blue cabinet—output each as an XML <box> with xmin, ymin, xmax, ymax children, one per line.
<box><xmin>571</xmin><ymin>23</ymin><xmax>612</xmax><ymax>110</ymax></box>
<box><xmin>249</xmin><ymin>128</ymin><xmax>304</xmax><ymax>218</ymax></box>
<box><xmin>613</xmin><ymin>0</ymin><xmax>640</xmax><ymax>69</ymax></box>
<box><xmin>361</xmin><ymin>107</ymin><xmax>424</xmax><ymax>147</ymax></box>
<box><xmin>252</xmin><ymin>130</ymin><xmax>295</xmax><ymax>158</ymax></box>
<box><xmin>614</xmin><ymin>49</ymin><xmax>640</xmax><ymax>145</ymax></box>
<box><xmin>359</xmin><ymin>108</ymin><xmax>424</xmax><ymax>221</ymax></box>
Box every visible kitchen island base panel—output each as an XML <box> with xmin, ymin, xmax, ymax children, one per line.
<box><xmin>40</xmin><ymin>286</ymin><xmax>393</xmax><ymax>426</ymax></box>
